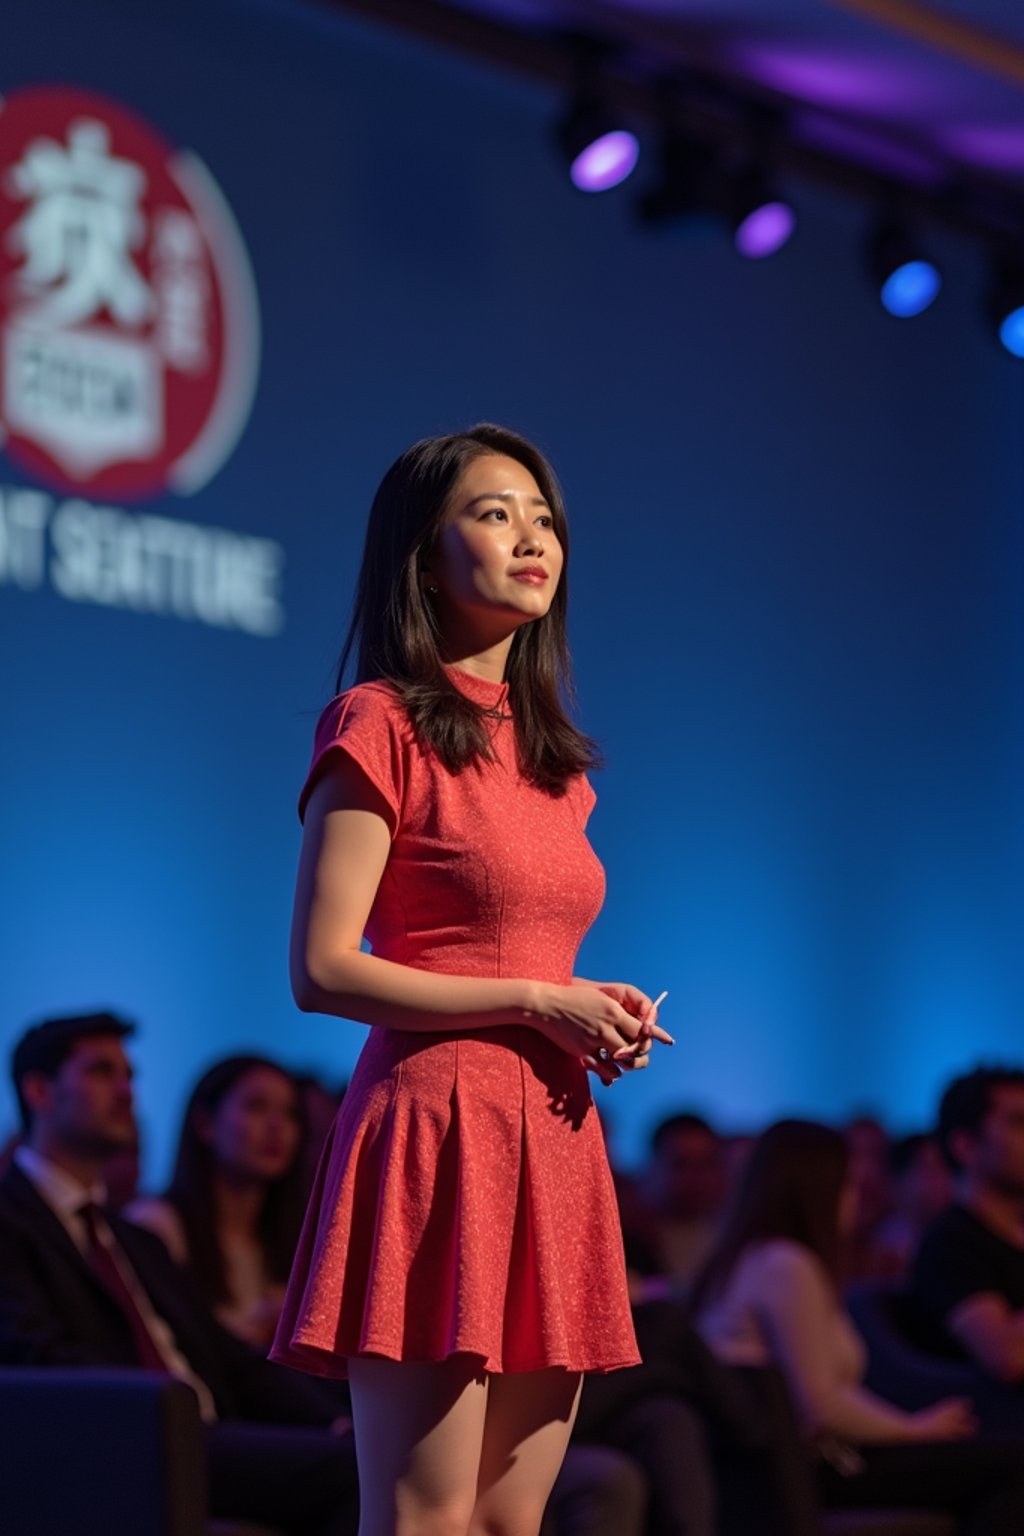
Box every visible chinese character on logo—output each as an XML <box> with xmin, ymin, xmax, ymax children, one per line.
<box><xmin>6</xmin><ymin>118</ymin><xmax>154</xmax><ymax>329</ymax></box>
<box><xmin>0</xmin><ymin>87</ymin><xmax>260</xmax><ymax>498</ymax></box>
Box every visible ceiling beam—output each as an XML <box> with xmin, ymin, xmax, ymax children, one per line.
<box><xmin>826</xmin><ymin>0</ymin><xmax>1024</xmax><ymax>89</ymax></box>
<box><xmin>309</xmin><ymin>0</ymin><xmax>1024</xmax><ymax>249</ymax></box>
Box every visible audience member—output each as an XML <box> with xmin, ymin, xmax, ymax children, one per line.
<box><xmin>127</xmin><ymin>1055</ymin><xmax>307</xmax><ymax>1349</ymax></box>
<box><xmin>840</xmin><ymin>1114</ymin><xmax>896</xmax><ymax>1282</ymax></box>
<box><xmin>872</xmin><ymin>1132</ymin><xmax>952</xmax><ymax>1280</ymax></box>
<box><xmin>693</xmin><ymin>1118</ymin><xmax>1024</xmax><ymax>1534</ymax></box>
<box><xmin>623</xmin><ymin>1112</ymin><xmax>727</xmax><ymax>1297</ymax></box>
<box><xmin>721</xmin><ymin>1132</ymin><xmax>755</xmax><ymax>1190</ymax></box>
<box><xmin>0</xmin><ymin>1012</ymin><xmax>651</xmax><ymax>1536</ymax></box>
<box><xmin>575</xmin><ymin>1297</ymin><xmax>775</xmax><ymax>1536</ymax></box>
<box><xmin>0</xmin><ymin>1013</ymin><xmax>357</xmax><ymax>1534</ymax></box>
<box><xmin>912</xmin><ymin>1066</ymin><xmax>1024</xmax><ymax>1391</ymax></box>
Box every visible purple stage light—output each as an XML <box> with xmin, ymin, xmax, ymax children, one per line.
<box><xmin>735</xmin><ymin>200</ymin><xmax>796</xmax><ymax>259</ymax></box>
<box><xmin>570</xmin><ymin>129</ymin><xmax>640</xmax><ymax>193</ymax></box>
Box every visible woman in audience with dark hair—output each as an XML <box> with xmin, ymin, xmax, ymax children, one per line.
<box><xmin>872</xmin><ymin>1131</ymin><xmax>952</xmax><ymax>1280</ymax></box>
<box><xmin>692</xmin><ymin>1119</ymin><xmax>1024</xmax><ymax>1533</ymax></box>
<box><xmin>128</xmin><ymin>1055</ymin><xmax>308</xmax><ymax>1349</ymax></box>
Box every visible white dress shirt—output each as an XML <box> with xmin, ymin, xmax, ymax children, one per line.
<box><xmin>14</xmin><ymin>1146</ymin><xmax>217</xmax><ymax>1421</ymax></box>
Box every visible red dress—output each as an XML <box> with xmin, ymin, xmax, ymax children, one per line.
<box><xmin>270</xmin><ymin>665</ymin><xmax>640</xmax><ymax>1378</ymax></box>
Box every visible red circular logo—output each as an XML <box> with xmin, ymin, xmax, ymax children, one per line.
<box><xmin>0</xmin><ymin>86</ymin><xmax>260</xmax><ymax>501</ymax></box>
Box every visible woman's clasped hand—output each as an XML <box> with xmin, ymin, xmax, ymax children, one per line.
<box><xmin>530</xmin><ymin>979</ymin><xmax>674</xmax><ymax>1086</ymax></box>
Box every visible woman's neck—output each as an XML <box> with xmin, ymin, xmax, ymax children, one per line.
<box><xmin>211</xmin><ymin>1169</ymin><xmax>266</xmax><ymax>1236</ymax></box>
<box><xmin>440</xmin><ymin>629</ymin><xmax>514</xmax><ymax>683</ymax></box>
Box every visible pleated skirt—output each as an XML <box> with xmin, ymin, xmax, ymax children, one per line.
<box><xmin>270</xmin><ymin>1024</ymin><xmax>641</xmax><ymax>1378</ymax></box>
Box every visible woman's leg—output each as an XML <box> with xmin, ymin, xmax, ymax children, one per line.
<box><xmin>348</xmin><ymin>1354</ymin><xmax>490</xmax><ymax>1536</ymax></box>
<box><xmin>467</xmin><ymin>1369</ymin><xmax>585</xmax><ymax>1536</ymax></box>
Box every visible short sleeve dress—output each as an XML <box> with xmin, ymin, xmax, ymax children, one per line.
<box><xmin>270</xmin><ymin>665</ymin><xmax>641</xmax><ymax>1378</ymax></box>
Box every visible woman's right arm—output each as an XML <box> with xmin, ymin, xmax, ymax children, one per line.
<box><xmin>755</xmin><ymin>1243</ymin><xmax>973</xmax><ymax>1445</ymax></box>
<box><xmin>289</xmin><ymin>761</ymin><xmax>669</xmax><ymax>1064</ymax></box>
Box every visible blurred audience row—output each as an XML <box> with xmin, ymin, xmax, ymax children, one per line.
<box><xmin>2</xmin><ymin>1014</ymin><xmax>1024</xmax><ymax>1536</ymax></box>
<box><xmin>617</xmin><ymin>1106</ymin><xmax>953</xmax><ymax>1298</ymax></box>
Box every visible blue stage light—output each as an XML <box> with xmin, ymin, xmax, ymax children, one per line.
<box><xmin>988</xmin><ymin>261</ymin><xmax>1024</xmax><ymax>358</ymax></box>
<box><xmin>999</xmin><ymin>306</ymin><xmax>1024</xmax><ymax>358</ymax></box>
<box><xmin>881</xmin><ymin>259</ymin><xmax>942</xmax><ymax>318</ymax></box>
<box><xmin>869</xmin><ymin>219</ymin><xmax>941</xmax><ymax>319</ymax></box>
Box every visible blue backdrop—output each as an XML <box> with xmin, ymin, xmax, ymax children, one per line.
<box><xmin>2</xmin><ymin>0</ymin><xmax>1022</xmax><ymax>1180</ymax></box>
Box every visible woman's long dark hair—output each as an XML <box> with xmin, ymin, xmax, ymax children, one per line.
<box><xmin>167</xmin><ymin>1056</ymin><xmax>309</xmax><ymax>1308</ymax></box>
<box><xmin>689</xmin><ymin>1119</ymin><xmax>848</xmax><ymax>1314</ymax></box>
<box><xmin>337</xmin><ymin>423</ymin><xmax>599</xmax><ymax>794</ymax></box>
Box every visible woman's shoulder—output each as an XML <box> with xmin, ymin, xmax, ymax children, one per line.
<box><xmin>318</xmin><ymin>678</ymin><xmax>405</xmax><ymax>721</ymax></box>
<box><xmin>122</xmin><ymin>1194</ymin><xmax>189</xmax><ymax>1265</ymax></box>
<box><xmin>310</xmin><ymin>680</ymin><xmax>414</xmax><ymax>750</ymax></box>
<box><xmin>300</xmin><ymin>680</ymin><xmax>419</xmax><ymax>826</ymax></box>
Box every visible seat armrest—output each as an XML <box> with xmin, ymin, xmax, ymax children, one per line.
<box><xmin>0</xmin><ymin>1368</ymin><xmax>206</xmax><ymax>1536</ymax></box>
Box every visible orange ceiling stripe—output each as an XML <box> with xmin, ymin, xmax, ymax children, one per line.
<box><xmin>826</xmin><ymin>0</ymin><xmax>1024</xmax><ymax>88</ymax></box>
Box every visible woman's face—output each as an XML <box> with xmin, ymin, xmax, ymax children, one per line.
<box><xmin>425</xmin><ymin>454</ymin><xmax>564</xmax><ymax>644</ymax></box>
<box><xmin>204</xmin><ymin>1067</ymin><xmax>303</xmax><ymax>1183</ymax></box>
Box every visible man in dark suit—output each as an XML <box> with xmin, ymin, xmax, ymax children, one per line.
<box><xmin>0</xmin><ymin>1011</ymin><xmax>359</xmax><ymax>1534</ymax></box>
<box><xmin>1</xmin><ymin>1012</ymin><xmax>646</xmax><ymax>1536</ymax></box>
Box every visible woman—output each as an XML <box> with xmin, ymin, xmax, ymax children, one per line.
<box><xmin>128</xmin><ymin>1055</ymin><xmax>307</xmax><ymax>1349</ymax></box>
<box><xmin>692</xmin><ymin>1119</ymin><xmax>1024</xmax><ymax>1533</ymax></box>
<box><xmin>270</xmin><ymin>424</ymin><xmax>672</xmax><ymax>1536</ymax></box>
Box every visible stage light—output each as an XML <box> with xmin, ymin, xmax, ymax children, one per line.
<box><xmin>735</xmin><ymin>197</ymin><xmax>797</xmax><ymax>259</ymax></box>
<box><xmin>881</xmin><ymin>261</ymin><xmax>941</xmax><ymax>317</ymax></box>
<box><xmin>729</xmin><ymin>161</ymin><xmax>796</xmax><ymax>259</ymax></box>
<box><xmin>556</xmin><ymin>35</ymin><xmax>639</xmax><ymax>193</ymax></box>
<box><xmin>1000</xmin><ymin>307</ymin><xmax>1024</xmax><ymax>357</ymax></box>
<box><xmin>869</xmin><ymin>221</ymin><xmax>942</xmax><ymax>317</ymax></box>
<box><xmin>989</xmin><ymin>260</ymin><xmax>1024</xmax><ymax>358</ymax></box>
<box><xmin>563</xmin><ymin>118</ymin><xmax>640</xmax><ymax>193</ymax></box>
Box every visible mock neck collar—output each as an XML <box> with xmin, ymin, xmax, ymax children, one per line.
<box><xmin>443</xmin><ymin>663</ymin><xmax>511</xmax><ymax>711</ymax></box>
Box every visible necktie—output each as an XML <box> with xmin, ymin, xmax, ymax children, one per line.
<box><xmin>78</xmin><ymin>1202</ymin><xmax>168</xmax><ymax>1373</ymax></box>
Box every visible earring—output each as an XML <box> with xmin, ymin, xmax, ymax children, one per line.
<box><xmin>427</xmin><ymin>584</ymin><xmax>438</xmax><ymax>594</ymax></box>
